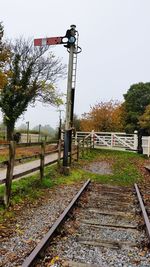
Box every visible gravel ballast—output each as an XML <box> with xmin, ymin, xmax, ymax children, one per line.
<box><xmin>0</xmin><ymin>183</ymin><xmax>84</xmax><ymax>267</ymax></box>
<box><xmin>40</xmin><ymin>183</ymin><xmax>150</xmax><ymax>267</ymax></box>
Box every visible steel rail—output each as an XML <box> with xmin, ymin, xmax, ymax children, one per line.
<box><xmin>134</xmin><ymin>183</ymin><xmax>150</xmax><ymax>239</ymax></box>
<box><xmin>144</xmin><ymin>165</ymin><xmax>150</xmax><ymax>172</ymax></box>
<box><xmin>22</xmin><ymin>179</ymin><xmax>91</xmax><ymax>267</ymax></box>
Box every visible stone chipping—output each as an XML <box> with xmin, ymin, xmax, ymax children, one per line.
<box><xmin>0</xmin><ymin>183</ymin><xmax>83</xmax><ymax>267</ymax></box>
<box><xmin>40</xmin><ymin>183</ymin><xmax>150</xmax><ymax>267</ymax></box>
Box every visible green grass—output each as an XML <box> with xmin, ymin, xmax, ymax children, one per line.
<box><xmin>0</xmin><ymin>155</ymin><xmax>8</xmax><ymax>162</ymax></box>
<box><xmin>0</xmin><ymin>148</ymin><xmax>147</xmax><ymax>219</ymax></box>
<box><xmin>79</xmin><ymin>149</ymin><xmax>145</xmax><ymax>186</ymax></box>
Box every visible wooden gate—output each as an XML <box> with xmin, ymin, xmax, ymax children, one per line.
<box><xmin>76</xmin><ymin>131</ymin><xmax>138</xmax><ymax>151</ymax></box>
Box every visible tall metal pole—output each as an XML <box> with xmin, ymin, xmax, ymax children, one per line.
<box><xmin>57</xmin><ymin>110</ymin><xmax>63</xmax><ymax>140</ymax></box>
<box><xmin>63</xmin><ymin>45</ymin><xmax>75</xmax><ymax>169</ymax></box>
<box><xmin>33</xmin><ymin>24</ymin><xmax>81</xmax><ymax>172</ymax></box>
<box><xmin>65</xmin><ymin>45</ymin><xmax>74</xmax><ymax>130</ymax></box>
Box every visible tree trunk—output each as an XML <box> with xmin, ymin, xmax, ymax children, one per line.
<box><xmin>6</xmin><ymin>122</ymin><xmax>15</xmax><ymax>141</ymax></box>
<box><xmin>4</xmin><ymin>141</ymin><xmax>16</xmax><ymax>207</ymax></box>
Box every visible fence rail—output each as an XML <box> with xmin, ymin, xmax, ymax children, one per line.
<box><xmin>0</xmin><ymin>130</ymin><xmax>53</xmax><ymax>143</ymax></box>
<box><xmin>1</xmin><ymin>138</ymin><xmax>93</xmax><ymax>207</ymax></box>
<box><xmin>3</xmin><ymin>132</ymin><xmax>149</xmax><ymax>208</ymax></box>
<box><xmin>76</xmin><ymin>130</ymin><xmax>138</xmax><ymax>151</ymax></box>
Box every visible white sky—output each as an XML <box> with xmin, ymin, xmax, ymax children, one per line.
<box><xmin>1</xmin><ymin>0</ymin><xmax>150</xmax><ymax>129</ymax></box>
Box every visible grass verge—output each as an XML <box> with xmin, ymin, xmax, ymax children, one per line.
<box><xmin>78</xmin><ymin>149</ymin><xmax>146</xmax><ymax>186</ymax></box>
<box><xmin>0</xmin><ymin>148</ymin><xmax>148</xmax><ymax>221</ymax></box>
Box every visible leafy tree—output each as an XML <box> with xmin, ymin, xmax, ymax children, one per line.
<box><xmin>0</xmin><ymin>121</ymin><xmax>6</xmax><ymax>140</ymax></box>
<box><xmin>80</xmin><ymin>100</ymin><xmax>124</xmax><ymax>132</ymax></box>
<box><xmin>139</xmin><ymin>104</ymin><xmax>150</xmax><ymax>134</ymax></box>
<box><xmin>0</xmin><ymin>23</ymin><xmax>11</xmax><ymax>90</ymax></box>
<box><xmin>60</xmin><ymin>113</ymin><xmax>81</xmax><ymax>132</ymax></box>
<box><xmin>111</xmin><ymin>104</ymin><xmax>125</xmax><ymax>131</ymax></box>
<box><xmin>0</xmin><ymin>37</ymin><xmax>66</xmax><ymax>140</ymax></box>
<box><xmin>73</xmin><ymin>114</ymin><xmax>81</xmax><ymax>131</ymax></box>
<box><xmin>123</xmin><ymin>82</ymin><xmax>150</xmax><ymax>133</ymax></box>
<box><xmin>0</xmin><ymin>22</ymin><xmax>3</xmax><ymax>49</ymax></box>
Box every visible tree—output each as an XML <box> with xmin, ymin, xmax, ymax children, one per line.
<box><xmin>80</xmin><ymin>100</ymin><xmax>124</xmax><ymax>132</ymax></box>
<box><xmin>73</xmin><ymin>114</ymin><xmax>81</xmax><ymax>131</ymax></box>
<box><xmin>0</xmin><ymin>121</ymin><xmax>6</xmax><ymax>140</ymax></box>
<box><xmin>0</xmin><ymin>23</ymin><xmax>11</xmax><ymax>90</ymax></box>
<box><xmin>123</xmin><ymin>82</ymin><xmax>150</xmax><ymax>133</ymax></box>
<box><xmin>139</xmin><ymin>104</ymin><xmax>150</xmax><ymax>134</ymax></box>
<box><xmin>0</xmin><ymin>22</ymin><xmax>3</xmax><ymax>48</ymax></box>
<box><xmin>0</xmin><ymin>37</ymin><xmax>66</xmax><ymax>140</ymax></box>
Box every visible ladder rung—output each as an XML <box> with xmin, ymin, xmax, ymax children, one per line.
<box><xmin>72</xmin><ymin>49</ymin><xmax>78</xmax><ymax>91</ymax></box>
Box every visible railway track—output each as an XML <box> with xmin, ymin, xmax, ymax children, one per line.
<box><xmin>21</xmin><ymin>180</ymin><xmax>150</xmax><ymax>267</ymax></box>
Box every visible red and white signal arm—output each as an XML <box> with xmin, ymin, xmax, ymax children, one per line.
<box><xmin>34</xmin><ymin>37</ymin><xmax>63</xmax><ymax>46</ymax></box>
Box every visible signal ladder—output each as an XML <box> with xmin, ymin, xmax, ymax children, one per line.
<box><xmin>70</xmin><ymin>32</ymin><xmax>79</xmax><ymax>127</ymax></box>
<box><xmin>71</xmin><ymin>31</ymin><xmax>79</xmax><ymax>90</ymax></box>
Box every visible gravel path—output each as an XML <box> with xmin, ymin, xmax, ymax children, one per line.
<box><xmin>0</xmin><ymin>182</ymin><xmax>84</xmax><ymax>267</ymax></box>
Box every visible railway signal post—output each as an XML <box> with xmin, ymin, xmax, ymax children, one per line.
<box><xmin>34</xmin><ymin>25</ymin><xmax>81</xmax><ymax>173</ymax></box>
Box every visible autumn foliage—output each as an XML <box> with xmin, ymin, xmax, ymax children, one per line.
<box><xmin>0</xmin><ymin>35</ymin><xmax>11</xmax><ymax>90</ymax></box>
<box><xmin>80</xmin><ymin>101</ymin><xmax>124</xmax><ymax>132</ymax></box>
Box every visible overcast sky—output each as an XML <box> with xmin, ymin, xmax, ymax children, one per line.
<box><xmin>1</xmin><ymin>0</ymin><xmax>150</xmax><ymax>129</ymax></box>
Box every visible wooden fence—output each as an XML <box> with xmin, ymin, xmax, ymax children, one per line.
<box><xmin>1</xmin><ymin>138</ymin><xmax>93</xmax><ymax>207</ymax></box>
<box><xmin>76</xmin><ymin>130</ymin><xmax>138</xmax><ymax>151</ymax></box>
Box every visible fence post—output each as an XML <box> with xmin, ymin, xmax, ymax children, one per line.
<box><xmin>90</xmin><ymin>138</ymin><xmax>92</xmax><ymax>151</ymax></box>
<box><xmin>91</xmin><ymin>130</ymin><xmax>95</xmax><ymax>148</ymax></box>
<box><xmin>4</xmin><ymin>141</ymin><xmax>16</xmax><ymax>207</ymax></box>
<box><xmin>82</xmin><ymin>138</ymin><xmax>85</xmax><ymax>157</ymax></box>
<box><xmin>85</xmin><ymin>140</ymin><xmax>88</xmax><ymax>155</ymax></box>
<box><xmin>75</xmin><ymin>132</ymin><xmax>77</xmax><ymax>146</ymax></box>
<box><xmin>134</xmin><ymin>130</ymin><xmax>138</xmax><ymax>151</ymax></box>
<box><xmin>77</xmin><ymin>142</ymin><xmax>80</xmax><ymax>161</ymax></box>
<box><xmin>57</xmin><ymin>139</ymin><xmax>61</xmax><ymax>167</ymax></box>
<box><xmin>111</xmin><ymin>133</ymin><xmax>113</xmax><ymax>147</ymax></box>
<box><xmin>40</xmin><ymin>142</ymin><xmax>45</xmax><ymax>180</ymax></box>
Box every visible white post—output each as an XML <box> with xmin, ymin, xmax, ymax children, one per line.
<box><xmin>75</xmin><ymin>131</ymin><xmax>77</xmax><ymax>146</ymax></box>
<box><xmin>111</xmin><ymin>133</ymin><xmax>113</xmax><ymax>147</ymax></box>
<box><xmin>91</xmin><ymin>130</ymin><xmax>95</xmax><ymax>148</ymax></box>
<box><xmin>134</xmin><ymin>130</ymin><xmax>138</xmax><ymax>151</ymax></box>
